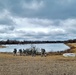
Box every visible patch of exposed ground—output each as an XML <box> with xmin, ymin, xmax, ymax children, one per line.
<box><xmin>0</xmin><ymin>54</ymin><xmax>76</xmax><ymax>75</ymax></box>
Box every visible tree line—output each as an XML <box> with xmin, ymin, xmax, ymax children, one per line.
<box><xmin>0</xmin><ymin>39</ymin><xmax>76</xmax><ymax>44</ymax></box>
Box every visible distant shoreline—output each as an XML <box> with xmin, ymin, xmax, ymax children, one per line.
<box><xmin>0</xmin><ymin>45</ymin><xmax>6</xmax><ymax>48</ymax></box>
<box><xmin>65</xmin><ymin>43</ymin><xmax>76</xmax><ymax>53</ymax></box>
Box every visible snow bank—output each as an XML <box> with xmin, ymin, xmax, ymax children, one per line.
<box><xmin>63</xmin><ymin>53</ymin><xmax>76</xmax><ymax>57</ymax></box>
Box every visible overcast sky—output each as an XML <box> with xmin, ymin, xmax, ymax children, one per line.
<box><xmin>0</xmin><ymin>0</ymin><xmax>76</xmax><ymax>41</ymax></box>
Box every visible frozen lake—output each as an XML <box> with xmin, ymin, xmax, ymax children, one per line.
<box><xmin>0</xmin><ymin>43</ymin><xmax>70</xmax><ymax>52</ymax></box>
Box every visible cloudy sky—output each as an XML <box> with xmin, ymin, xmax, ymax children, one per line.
<box><xmin>0</xmin><ymin>0</ymin><xmax>76</xmax><ymax>41</ymax></box>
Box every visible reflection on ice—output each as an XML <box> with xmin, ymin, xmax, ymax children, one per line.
<box><xmin>0</xmin><ymin>43</ymin><xmax>70</xmax><ymax>52</ymax></box>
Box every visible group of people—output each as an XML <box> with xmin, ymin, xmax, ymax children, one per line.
<box><xmin>13</xmin><ymin>47</ymin><xmax>46</xmax><ymax>57</ymax></box>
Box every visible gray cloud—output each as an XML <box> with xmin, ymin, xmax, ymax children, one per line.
<box><xmin>0</xmin><ymin>16</ymin><xmax>76</xmax><ymax>41</ymax></box>
<box><xmin>0</xmin><ymin>25</ymin><xmax>15</xmax><ymax>33</ymax></box>
<box><xmin>0</xmin><ymin>17</ymin><xmax>14</xmax><ymax>25</ymax></box>
<box><xmin>0</xmin><ymin>0</ymin><xmax>76</xmax><ymax>40</ymax></box>
<box><xmin>0</xmin><ymin>0</ymin><xmax>76</xmax><ymax>19</ymax></box>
